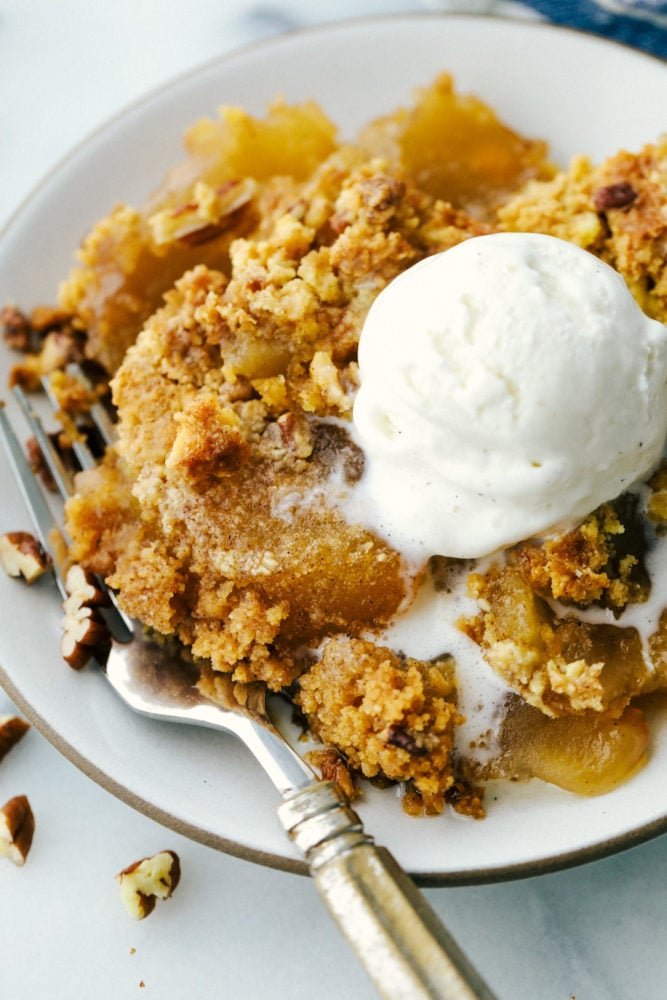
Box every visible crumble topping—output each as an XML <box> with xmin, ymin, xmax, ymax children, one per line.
<box><xmin>462</xmin><ymin>560</ymin><xmax>663</xmax><ymax>718</ymax></box>
<box><xmin>65</xmin><ymin>144</ymin><xmax>492</xmax><ymax>698</ymax></box>
<box><xmin>498</xmin><ymin>137</ymin><xmax>667</xmax><ymax>323</ymax></box>
<box><xmin>512</xmin><ymin>497</ymin><xmax>650</xmax><ymax>611</ymax></box>
<box><xmin>6</xmin><ymin>75</ymin><xmax>666</xmax><ymax>813</ymax></box>
<box><xmin>296</xmin><ymin>638</ymin><xmax>464</xmax><ymax>816</ymax></box>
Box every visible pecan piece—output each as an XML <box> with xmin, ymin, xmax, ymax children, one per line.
<box><xmin>117</xmin><ymin>850</ymin><xmax>181</xmax><ymax>919</ymax></box>
<box><xmin>0</xmin><ymin>795</ymin><xmax>35</xmax><ymax>866</ymax></box>
<box><xmin>593</xmin><ymin>182</ymin><xmax>638</xmax><ymax>211</ymax></box>
<box><xmin>60</xmin><ymin>564</ymin><xmax>111</xmax><ymax>670</ymax></box>
<box><xmin>149</xmin><ymin>178</ymin><xmax>256</xmax><ymax>247</ymax></box>
<box><xmin>0</xmin><ymin>716</ymin><xmax>30</xmax><ymax>764</ymax></box>
<box><xmin>277</xmin><ymin>411</ymin><xmax>314</xmax><ymax>458</ymax></box>
<box><xmin>0</xmin><ymin>531</ymin><xmax>52</xmax><ymax>583</ymax></box>
<box><xmin>9</xmin><ymin>323</ymin><xmax>86</xmax><ymax>391</ymax></box>
<box><xmin>385</xmin><ymin>724</ymin><xmax>428</xmax><ymax>757</ymax></box>
<box><xmin>359</xmin><ymin>175</ymin><xmax>406</xmax><ymax>216</ymax></box>
<box><xmin>1</xmin><ymin>305</ymin><xmax>35</xmax><ymax>352</ymax></box>
<box><xmin>306</xmin><ymin>748</ymin><xmax>357</xmax><ymax>801</ymax></box>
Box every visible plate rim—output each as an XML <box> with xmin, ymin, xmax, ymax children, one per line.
<box><xmin>2</xmin><ymin>10</ymin><xmax>666</xmax><ymax>243</ymax></box>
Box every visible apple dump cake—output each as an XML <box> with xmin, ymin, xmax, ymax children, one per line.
<box><xmin>4</xmin><ymin>74</ymin><xmax>667</xmax><ymax>818</ymax></box>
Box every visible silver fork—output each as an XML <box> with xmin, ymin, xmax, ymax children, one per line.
<box><xmin>0</xmin><ymin>376</ymin><xmax>496</xmax><ymax>1000</ymax></box>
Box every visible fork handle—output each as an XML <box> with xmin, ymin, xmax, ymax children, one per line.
<box><xmin>278</xmin><ymin>782</ymin><xmax>496</xmax><ymax>1000</ymax></box>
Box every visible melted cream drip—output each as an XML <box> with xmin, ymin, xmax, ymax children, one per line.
<box><xmin>324</xmin><ymin>422</ymin><xmax>667</xmax><ymax>767</ymax></box>
<box><xmin>364</xmin><ymin>557</ymin><xmax>510</xmax><ymax>764</ymax></box>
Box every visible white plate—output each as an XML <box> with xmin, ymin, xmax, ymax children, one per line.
<box><xmin>1</xmin><ymin>13</ymin><xmax>667</xmax><ymax>885</ymax></box>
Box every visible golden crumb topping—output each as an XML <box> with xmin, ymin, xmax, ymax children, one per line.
<box><xmin>512</xmin><ymin>498</ymin><xmax>649</xmax><ymax>610</ymax></box>
<box><xmin>296</xmin><ymin>638</ymin><xmax>462</xmax><ymax>815</ymax></box>
<box><xmin>18</xmin><ymin>75</ymin><xmax>658</xmax><ymax>808</ymax></box>
<box><xmin>463</xmin><ymin>561</ymin><xmax>664</xmax><ymax>719</ymax></box>
<box><xmin>499</xmin><ymin>138</ymin><xmax>667</xmax><ymax>322</ymax></box>
<box><xmin>66</xmin><ymin>138</ymin><xmax>493</xmax><ymax>694</ymax></box>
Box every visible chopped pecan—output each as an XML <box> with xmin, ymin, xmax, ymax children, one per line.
<box><xmin>385</xmin><ymin>724</ymin><xmax>428</xmax><ymax>757</ymax></box>
<box><xmin>0</xmin><ymin>795</ymin><xmax>35</xmax><ymax>866</ymax></box>
<box><xmin>277</xmin><ymin>412</ymin><xmax>314</xmax><ymax>458</ymax></box>
<box><xmin>1</xmin><ymin>305</ymin><xmax>37</xmax><ymax>352</ymax></box>
<box><xmin>0</xmin><ymin>531</ymin><xmax>52</xmax><ymax>583</ymax></box>
<box><xmin>149</xmin><ymin>178</ymin><xmax>256</xmax><ymax>247</ymax></box>
<box><xmin>444</xmin><ymin>780</ymin><xmax>485</xmax><ymax>819</ymax></box>
<box><xmin>359</xmin><ymin>175</ymin><xmax>406</xmax><ymax>217</ymax></box>
<box><xmin>306</xmin><ymin>748</ymin><xmax>357</xmax><ymax>801</ymax></box>
<box><xmin>2</xmin><ymin>303</ymin><xmax>80</xmax><ymax>359</ymax></box>
<box><xmin>60</xmin><ymin>564</ymin><xmax>111</xmax><ymax>670</ymax></box>
<box><xmin>593</xmin><ymin>182</ymin><xmax>638</xmax><ymax>211</ymax></box>
<box><xmin>9</xmin><ymin>325</ymin><xmax>87</xmax><ymax>391</ymax></box>
<box><xmin>0</xmin><ymin>715</ymin><xmax>30</xmax><ymax>764</ymax></box>
<box><xmin>65</xmin><ymin>563</ymin><xmax>110</xmax><ymax>608</ymax></box>
<box><xmin>117</xmin><ymin>850</ymin><xmax>181</xmax><ymax>919</ymax></box>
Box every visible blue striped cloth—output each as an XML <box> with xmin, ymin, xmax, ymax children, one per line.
<box><xmin>517</xmin><ymin>1</ymin><xmax>666</xmax><ymax>58</ymax></box>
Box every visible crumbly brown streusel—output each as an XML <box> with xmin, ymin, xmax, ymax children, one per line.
<box><xmin>8</xmin><ymin>75</ymin><xmax>665</xmax><ymax>812</ymax></box>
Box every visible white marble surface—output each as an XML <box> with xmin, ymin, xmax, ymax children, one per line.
<box><xmin>1</xmin><ymin>3</ymin><xmax>667</xmax><ymax>998</ymax></box>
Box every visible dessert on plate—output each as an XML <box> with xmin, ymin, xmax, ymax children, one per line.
<box><xmin>5</xmin><ymin>74</ymin><xmax>667</xmax><ymax>818</ymax></box>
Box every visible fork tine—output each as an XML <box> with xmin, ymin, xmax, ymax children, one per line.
<box><xmin>13</xmin><ymin>384</ymin><xmax>74</xmax><ymax>501</ymax></box>
<box><xmin>40</xmin><ymin>365</ymin><xmax>117</xmax><ymax>476</ymax></box>
<box><xmin>3</xmin><ymin>389</ymin><xmax>134</xmax><ymax>640</ymax></box>
<box><xmin>0</xmin><ymin>401</ymin><xmax>68</xmax><ymax>598</ymax></box>
<box><xmin>40</xmin><ymin>374</ymin><xmax>98</xmax><ymax>474</ymax></box>
<box><xmin>65</xmin><ymin>363</ymin><xmax>118</xmax><ymax>449</ymax></box>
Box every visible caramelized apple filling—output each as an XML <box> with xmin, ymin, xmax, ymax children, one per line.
<box><xmin>464</xmin><ymin>559</ymin><xmax>657</xmax><ymax>719</ymax></box>
<box><xmin>480</xmin><ymin>698</ymin><xmax>649</xmax><ymax>797</ymax></box>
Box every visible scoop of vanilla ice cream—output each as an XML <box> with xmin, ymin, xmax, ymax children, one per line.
<box><xmin>351</xmin><ymin>232</ymin><xmax>667</xmax><ymax>560</ymax></box>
